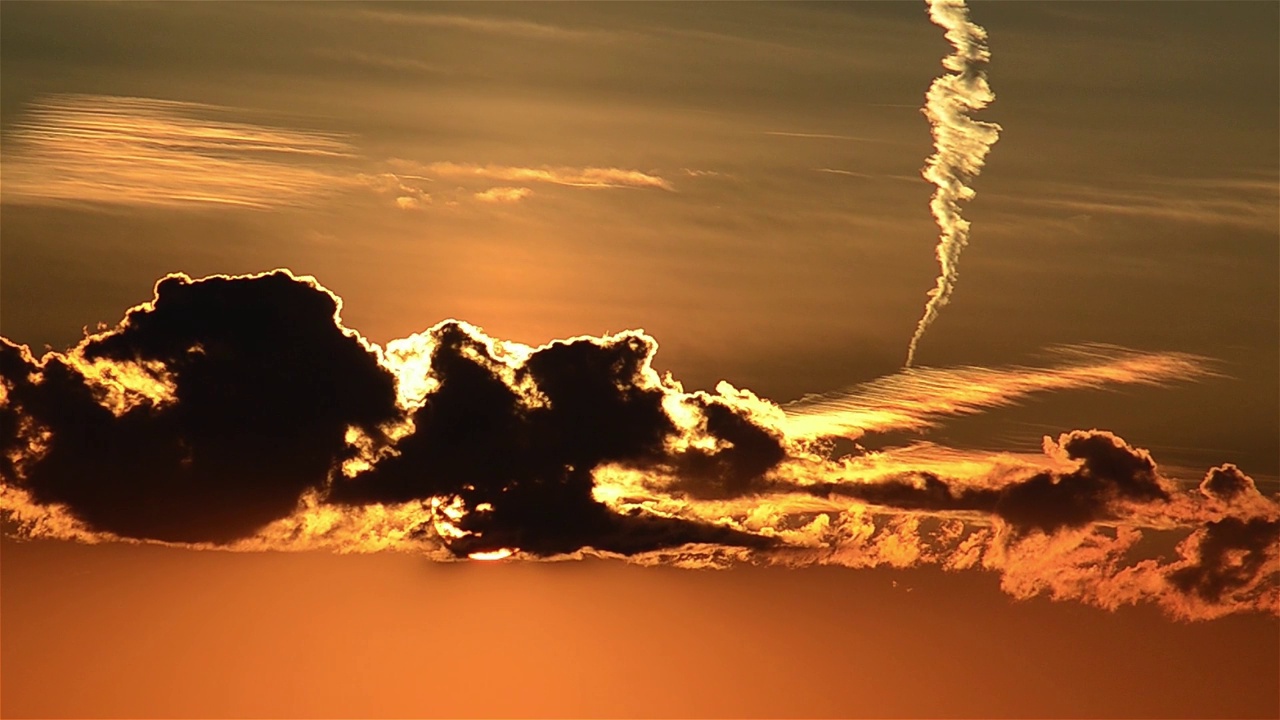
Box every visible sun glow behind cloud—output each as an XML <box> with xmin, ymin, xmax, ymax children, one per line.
<box><xmin>0</xmin><ymin>271</ymin><xmax>1274</xmax><ymax>622</ymax></box>
<box><xmin>0</xmin><ymin>1</ymin><xmax>1276</xmax><ymax>629</ymax></box>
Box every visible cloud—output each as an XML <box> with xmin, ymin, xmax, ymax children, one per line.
<box><xmin>420</xmin><ymin>162</ymin><xmax>673</xmax><ymax>190</ymax></box>
<box><xmin>327</xmin><ymin>321</ymin><xmax>780</xmax><ymax>557</ymax></box>
<box><xmin>310</xmin><ymin>48</ymin><xmax>452</xmax><ymax>76</ymax></box>
<box><xmin>1</xmin><ymin>271</ymin><xmax>1275</xmax><ymax>620</ymax></box>
<box><xmin>3</xmin><ymin>95</ymin><xmax>355</xmax><ymax>210</ymax></box>
<box><xmin>762</xmin><ymin>131</ymin><xmax>888</xmax><ymax>142</ymax></box>
<box><xmin>816</xmin><ymin>167</ymin><xmax>919</xmax><ymax>183</ymax></box>
<box><xmin>0</xmin><ymin>273</ymin><xmax>773</xmax><ymax>556</ymax></box>
<box><xmin>358</xmin><ymin>161</ymin><xmax>670</xmax><ymax>207</ymax></box>
<box><xmin>1168</xmin><ymin>517</ymin><xmax>1280</xmax><ymax>604</ymax></box>
<box><xmin>353</xmin><ymin>8</ymin><xmax>617</xmax><ymax>43</ymax></box>
<box><xmin>781</xmin><ymin>343</ymin><xmax>1214</xmax><ymax>440</ymax></box>
<box><xmin>357</xmin><ymin>172</ymin><xmax>433</xmax><ymax>210</ymax></box>
<box><xmin>993</xmin><ymin>175</ymin><xmax>1280</xmax><ymax>232</ymax></box>
<box><xmin>474</xmin><ymin>187</ymin><xmax>533</xmax><ymax>203</ymax></box>
<box><xmin>722</xmin><ymin>430</ymin><xmax>1170</xmax><ymax>535</ymax></box>
<box><xmin>1201</xmin><ymin>463</ymin><xmax>1261</xmax><ymax>503</ymax></box>
<box><xmin>0</xmin><ymin>271</ymin><xmax>400</xmax><ymax>543</ymax></box>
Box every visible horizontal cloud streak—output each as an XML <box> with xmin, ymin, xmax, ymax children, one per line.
<box><xmin>354</xmin><ymin>9</ymin><xmax>617</xmax><ymax>43</ymax></box>
<box><xmin>3</xmin><ymin>95</ymin><xmax>355</xmax><ymax>209</ymax></box>
<box><xmin>782</xmin><ymin>344</ymin><xmax>1214</xmax><ymax>440</ymax></box>
<box><xmin>420</xmin><ymin>162</ymin><xmax>674</xmax><ymax>190</ymax></box>
<box><xmin>995</xmin><ymin>175</ymin><xmax>1280</xmax><ymax>231</ymax></box>
<box><xmin>763</xmin><ymin>130</ymin><xmax>887</xmax><ymax>143</ymax></box>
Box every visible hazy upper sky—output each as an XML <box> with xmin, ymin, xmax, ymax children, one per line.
<box><xmin>2</xmin><ymin>2</ymin><xmax>1277</xmax><ymax>717</ymax></box>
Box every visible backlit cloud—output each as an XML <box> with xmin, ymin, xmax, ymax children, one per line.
<box><xmin>1</xmin><ymin>272</ymin><xmax>1274</xmax><ymax>621</ymax></box>
<box><xmin>3</xmin><ymin>95</ymin><xmax>356</xmax><ymax>210</ymax></box>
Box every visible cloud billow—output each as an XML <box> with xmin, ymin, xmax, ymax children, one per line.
<box><xmin>0</xmin><ymin>271</ymin><xmax>774</xmax><ymax>555</ymax></box>
<box><xmin>1</xmin><ymin>272</ymin><xmax>398</xmax><ymax>542</ymax></box>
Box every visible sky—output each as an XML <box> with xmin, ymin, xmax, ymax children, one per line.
<box><xmin>1</xmin><ymin>1</ymin><xmax>1277</xmax><ymax>718</ymax></box>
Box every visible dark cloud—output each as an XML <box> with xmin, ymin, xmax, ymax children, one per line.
<box><xmin>803</xmin><ymin>472</ymin><xmax>997</xmax><ymax>515</ymax></box>
<box><xmin>0</xmin><ymin>339</ymin><xmax>41</xmax><ymax>484</ymax></box>
<box><xmin>652</xmin><ymin>396</ymin><xmax>789</xmax><ymax>500</ymax></box>
<box><xmin>1</xmin><ymin>271</ymin><xmax>401</xmax><ymax>543</ymax></box>
<box><xmin>1199</xmin><ymin>463</ymin><xmax>1260</xmax><ymax>503</ymax></box>
<box><xmin>330</xmin><ymin>321</ymin><xmax>775</xmax><ymax>556</ymax></box>
<box><xmin>1168</xmin><ymin>517</ymin><xmax>1280</xmax><ymax>602</ymax></box>
<box><xmin>1</xmin><ymin>274</ymin><xmax>774</xmax><ymax>555</ymax></box>
<box><xmin>2</xmin><ymin>269</ymin><xmax>1275</xmax><ymax>617</ymax></box>
<box><xmin>992</xmin><ymin>430</ymin><xmax>1169</xmax><ymax>533</ymax></box>
<box><xmin>1055</xmin><ymin>429</ymin><xmax>1167</xmax><ymax>503</ymax></box>
<box><xmin>799</xmin><ymin>431</ymin><xmax>1173</xmax><ymax>534</ymax></box>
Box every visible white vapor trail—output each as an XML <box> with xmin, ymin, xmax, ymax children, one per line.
<box><xmin>905</xmin><ymin>0</ymin><xmax>1002</xmax><ymax>367</ymax></box>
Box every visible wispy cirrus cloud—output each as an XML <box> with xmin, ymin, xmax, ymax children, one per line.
<box><xmin>816</xmin><ymin>167</ymin><xmax>918</xmax><ymax>183</ymax></box>
<box><xmin>3</xmin><ymin>95</ymin><xmax>355</xmax><ymax>210</ymax></box>
<box><xmin>420</xmin><ymin>162</ymin><xmax>673</xmax><ymax>191</ymax></box>
<box><xmin>763</xmin><ymin>130</ymin><xmax>888</xmax><ymax>143</ymax></box>
<box><xmin>354</xmin><ymin>9</ymin><xmax>617</xmax><ymax>43</ymax></box>
<box><xmin>782</xmin><ymin>344</ymin><xmax>1215</xmax><ymax>440</ymax></box>
<box><xmin>310</xmin><ymin>48</ymin><xmax>453</xmax><ymax>76</ymax></box>
<box><xmin>995</xmin><ymin>175</ymin><xmax>1280</xmax><ymax>231</ymax></box>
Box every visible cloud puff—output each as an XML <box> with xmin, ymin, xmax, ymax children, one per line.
<box><xmin>0</xmin><ymin>271</ymin><xmax>399</xmax><ymax>542</ymax></box>
<box><xmin>1200</xmin><ymin>463</ymin><xmax>1260</xmax><ymax>503</ymax></box>
<box><xmin>329</xmin><ymin>321</ymin><xmax>780</xmax><ymax>556</ymax></box>
<box><xmin>3</xmin><ymin>95</ymin><xmax>355</xmax><ymax>209</ymax></box>
<box><xmin>1168</xmin><ymin>517</ymin><xmax>1280</xmax><ymax>604</ymax></box>
<box><xmin>474</xmin><ymin>187</ymin><xmax>533</xmax><ymax>203</ymax></box>
<box><xmin>1</xmin><ymin>271</ymin><xmax>1275</xmax><ymax>620</ymax></box>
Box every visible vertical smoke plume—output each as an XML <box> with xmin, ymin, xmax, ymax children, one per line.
<box><xmin>905</xmin><ymin>0</ymin><xmax>1002</xmax><ymax>367</ymax></box>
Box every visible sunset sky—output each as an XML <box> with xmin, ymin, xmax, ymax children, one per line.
<box><xmin>2</xmin><ymin>2</ymin><xmax>1277</xmax><ymax>718</ymax></box>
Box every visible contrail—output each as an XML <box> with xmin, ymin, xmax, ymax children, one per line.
<box><xmin>905</xmin><ymin>0</ymin><xmax>1001</xmax><ymax>367</ymax></box>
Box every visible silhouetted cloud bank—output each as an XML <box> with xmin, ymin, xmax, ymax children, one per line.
<box><xmin>1</xmin><ymin>271</ymin><xmax>1275</xmax><ymax>620</ymax></box>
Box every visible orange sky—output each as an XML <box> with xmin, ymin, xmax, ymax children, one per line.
<box><xmin>4</xmin><ymin>532</ymin><xmax>1278</xmax><ymax>719</ymax></box>
<box><xmin>1</xmin><ymin>2</ymin><xmax>1277</xmax><ymax>717</ymax></box>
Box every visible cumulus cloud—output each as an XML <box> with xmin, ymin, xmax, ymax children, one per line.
<box><xmin>0</xmin><ymin>272</ymin><xmax>771</xmax><ymax>556</ymax></box>
<box><xmin>1168</xmin><ymin>517</ymin><xmax>1280</xmax><ymax>605</ymax></box>
<box><xmin>1</xmin><ymin>271</ymin><xmax>1275</xmax><ymax>620</ymax></box>
<box><xmin>0</xmin><ymin>271</ymin><xmax>398</xmax><ymax>542</ymax></box>
<box><xmin>3</xmin><ymin>95</ymin><xmax>355</xmax><ymax>209</ymax></box>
